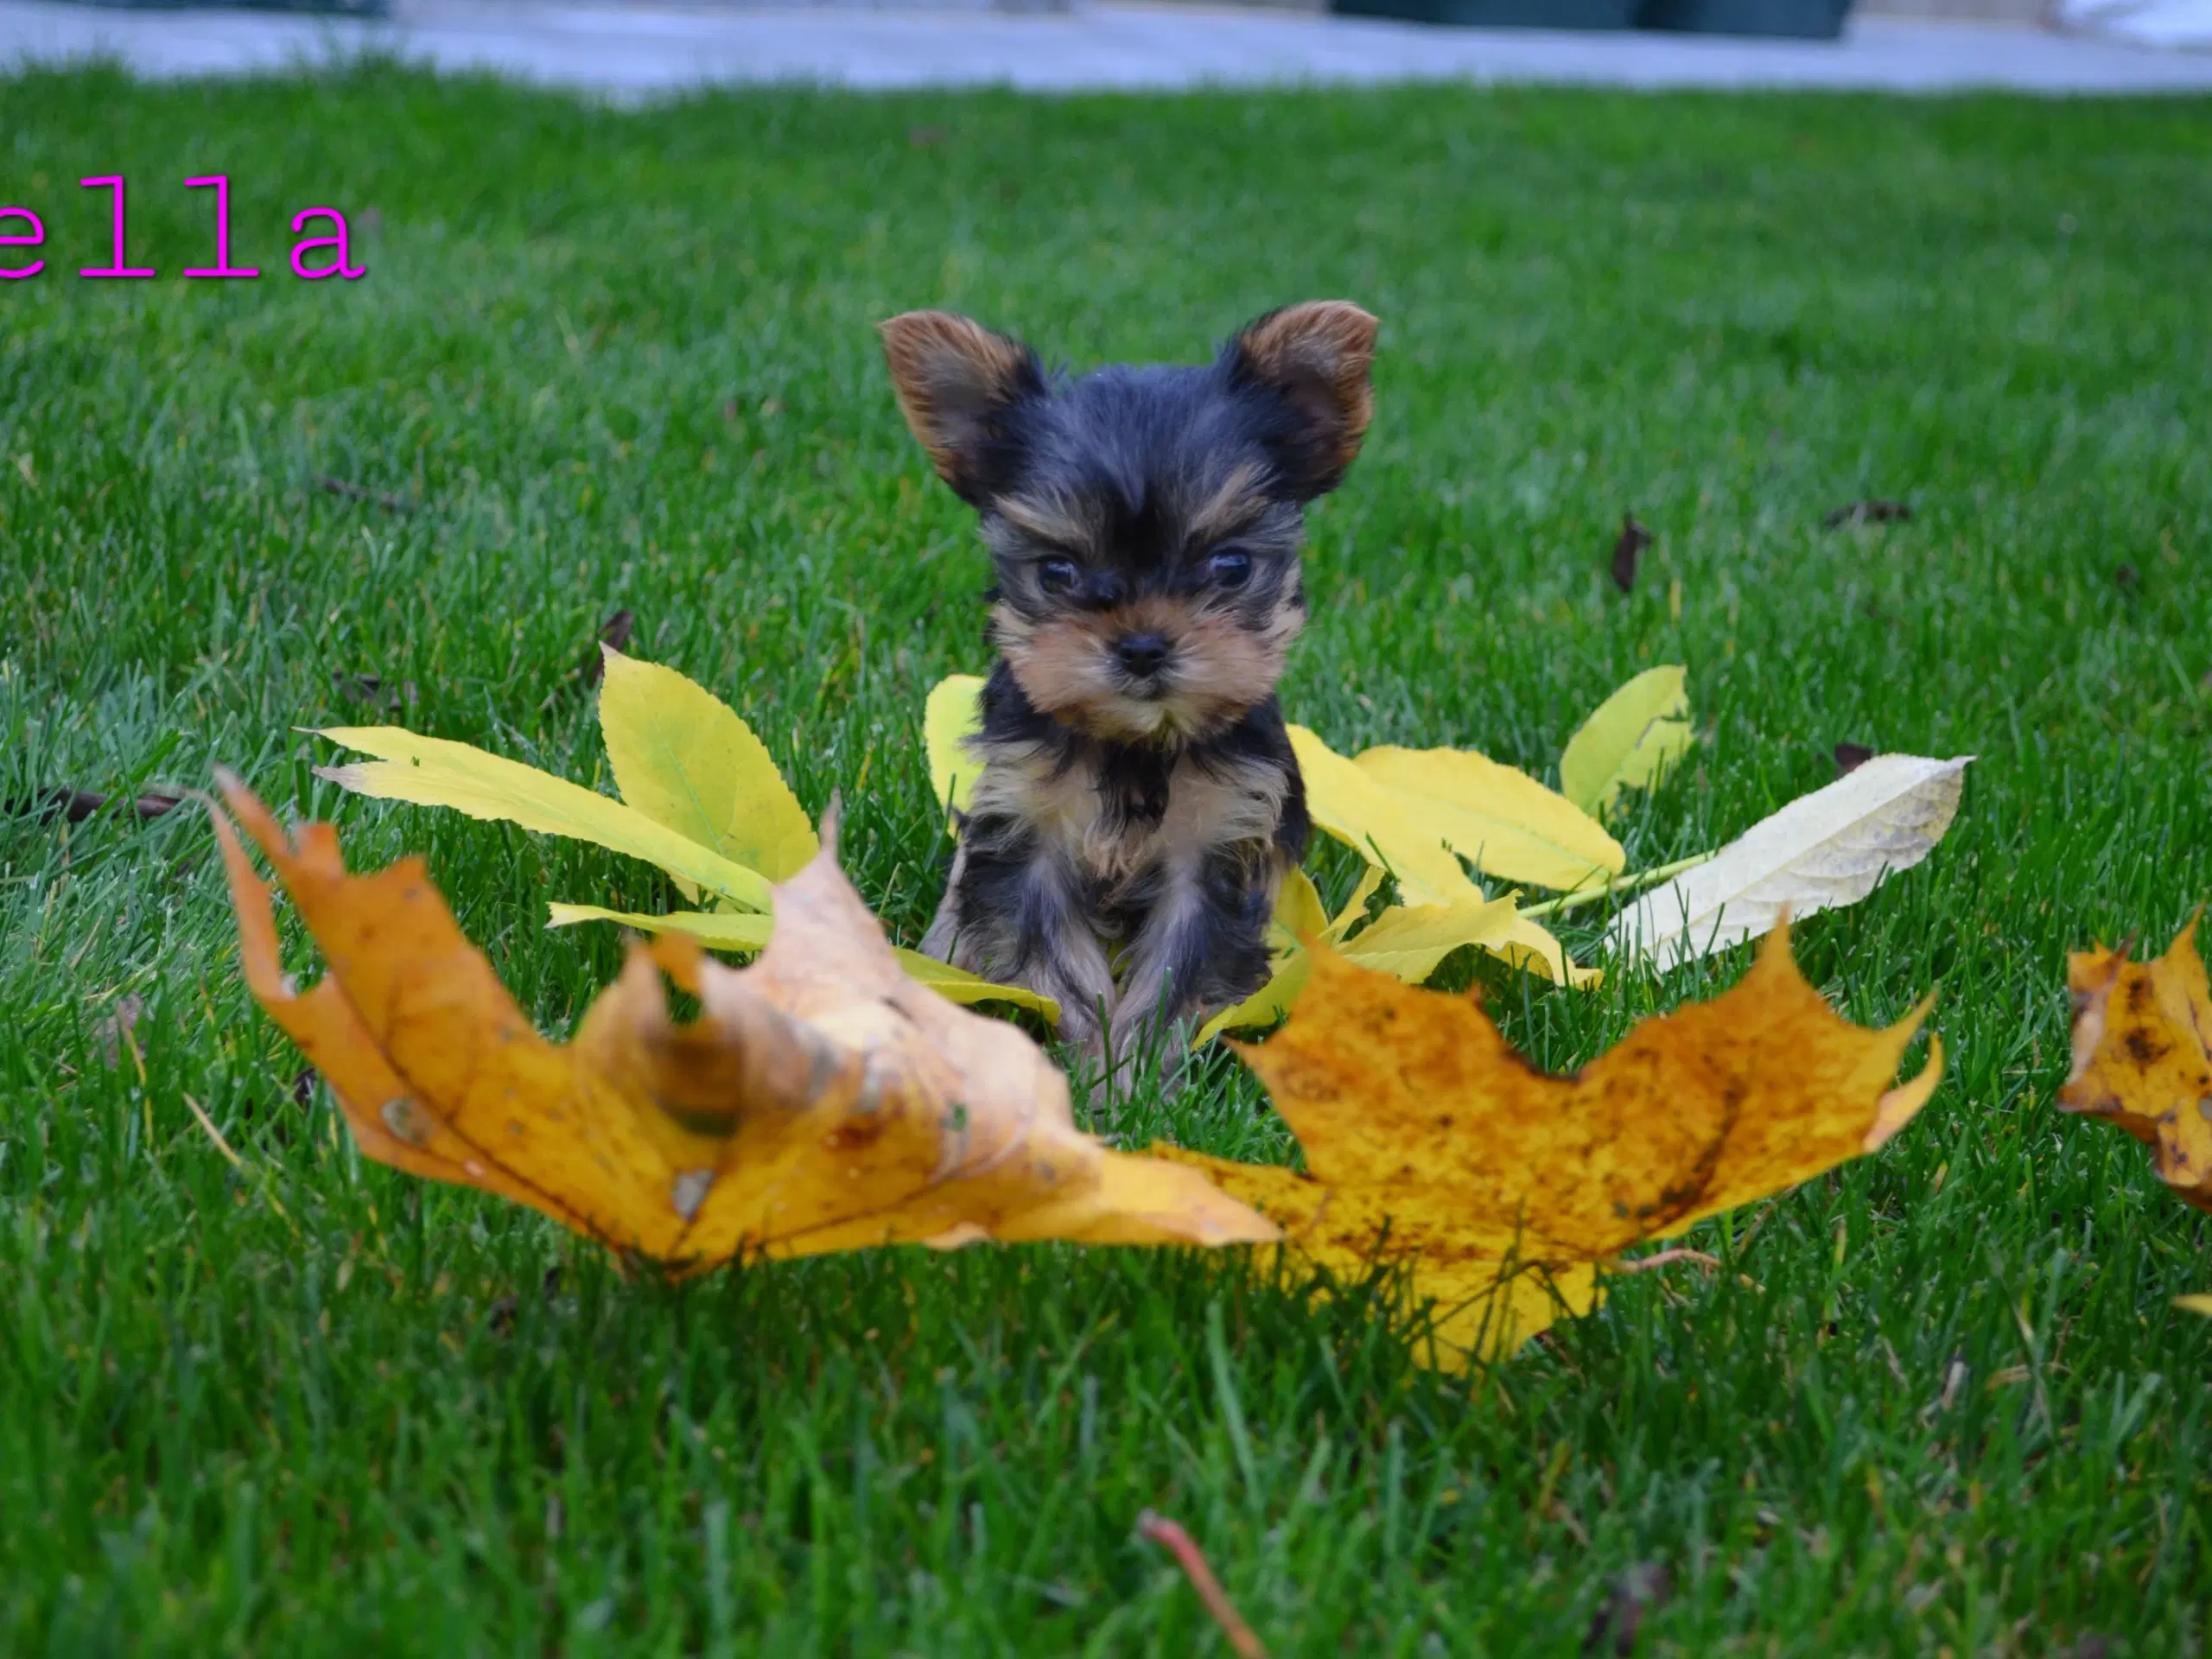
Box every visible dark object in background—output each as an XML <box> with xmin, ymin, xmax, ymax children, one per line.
<box><xmin>9</xmin><ymin>787</ymin><xmax>181</xmax><ymax>823</ymax></box>
<box><xmin>1610</xmin><ymin>513</ymin><xmax>1652</xmax><ymax>593</ymax></box>
<box><xmin>580</xmin><ymin>609</ymin><xmax>637</xmax><ymax>686</ymax></box>
<box><xmin>1834</xmin><ymin>741</ymin><xmax>1874</xmax><ymax>775</ymax></box>
<box><xmin>1334</xmin><ymin>0</ymin><xmax>1851</xmax><ymax>37</ymax></box>
<box><xmin>1582</xmin><ymin>1562</ymin><xmax>1675</xmax><ymax>1656</ymax></box>
<box><xmin>1822</xmin><ymin>498</ymin><xmax>1913</xmax><ymax>529</ymax></box>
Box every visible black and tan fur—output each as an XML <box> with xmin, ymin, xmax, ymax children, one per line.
<box><xmin>881</xmin><ymin>302</ymin><xmax>1378</xmax><ymax>1061</ymax></box>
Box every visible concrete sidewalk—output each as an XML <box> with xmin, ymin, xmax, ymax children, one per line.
<box><xmin>5</xmin><ymin>0</ymin><xmax>2212</xmax><ymax>95</ymax></box>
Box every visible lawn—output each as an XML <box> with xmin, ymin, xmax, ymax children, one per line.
<box><xmin>3</xmin><ymin>62</ymin><xmax>2209</xmax><ymax>1656</ymax></box>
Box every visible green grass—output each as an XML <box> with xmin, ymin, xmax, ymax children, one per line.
<box><xmin>3</xmin><ymin>63</ymin><xmax>2209</xmax><ymax>1656</ymax></box>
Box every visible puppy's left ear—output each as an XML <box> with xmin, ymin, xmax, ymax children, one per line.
<box><xmin>1224</xmin><ymin>301</ymin><xmax>1378</xmax><ymax>501</ymax></box>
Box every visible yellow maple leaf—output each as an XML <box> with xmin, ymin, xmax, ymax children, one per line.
<box><xmin>1167</xmin><ymin>922</ymin><xmax>1943</xmax><ymax>1368</ymax></box>
<box><xmin>1559</xmin><ymin>664</ymin><xmax>1694</xmax><ymax>822</ymax></box>
<box><xmin>211</xmin><ymin>772</ymin><xmax>1271</xmax><ymax>1261</ymax></box>
<box><xmin>2059</xmin><ymin>914</ymin><xmax>2212</xmax><ymax>1215</ymax></box>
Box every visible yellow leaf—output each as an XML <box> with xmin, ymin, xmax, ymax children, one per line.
<box><xmin>1338</xmin><ymin>895</ymin><xmax>1522</xmax><ymax>983</ymax></box>
<box><xmin>1559</xmin><ymin>665</ymin><xmax>1694</xmax><ymax>820</ymax></box>
<box><xmin>2059</xmin><ymin>914</ymin><xmax>2212</xmax><ymax>1215</ymax></box>
<box><xmin>2177</xmin><ymin>1294</ymin><xmax>2212</xmax><ymax>1317</ymax></box>
<box><xmin>595</xmin><ymin>647</ymin><xmax>817</xmax><ymax>880</ymax></box>
<box><xmin>213</xmin><ymin>774</ymin><xmax>1267</xmax><ymax>1262</ymax></box>
<box><xmin>1195</xmin><ymin>950</ymin><xmax>1313</xmax><ymax>1046</ymax></box>
<box><xmin>1354</xmin><ymin>746</ymin><xmax>1624</xmax><ymax>891</ymax></box>
<box><xmin>1287</xmin><ymin>724</ymin><xmax>1484</xmax><ymax>907</ymax></box>
<box><xmin>925</xmin><ymin>673</ymin><xmax>988</xmax><ymax>820</ymax></box>
<box><xmin>547</xmin><ymin>902</ymin><xmax>1062</xmax><ymax>1022</ymax></box>
<box><xmin>1270</xmin><ymin>866</ymin><xmax>1331</xmax><ymax>951</ymax></box>
<box><xmin>1495</xmin><ymin>912</ymin><xmax>1604</xmax><ymax>989</ymax></box>
<box><xmin>315</xmin><ymin>727</ymin><xmax>774</xmax><ymax>912</ymax></box>
<box><xmin>1172</xmin><ymin>920</ymin><xmax>1942</xmax><ymax>1368</ymax></box>
<box><xmin>547</xmin><ymin>902</ymin><xmax>773</xmax><ymax>951</ymax></box>
<box><xmin>1324</xmin><ymin>864</ymin><xmax>1386</xmax><ymax>944</ymax></box>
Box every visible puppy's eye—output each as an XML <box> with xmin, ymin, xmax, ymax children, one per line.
<box><xmin>1207</xmin><ymin>551</ymin><xmax>1254</xmax><ymax>590</ymax></box>
<box><xmin>1037</xmin><ymin>557</ymin><xmax>1079</xmax><ymax>596</ymax></box>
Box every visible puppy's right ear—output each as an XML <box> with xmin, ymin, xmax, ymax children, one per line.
<box><xmin>878</xmin><ymin>311</ymin><xmax>1045</xmax><ymax>505</ymax></box>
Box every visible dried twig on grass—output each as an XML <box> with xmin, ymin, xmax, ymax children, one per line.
<box><xmin>1135</xmin><ymin>1510</ymin><xmax>1266</xmax><ymax>1658</ymax></box>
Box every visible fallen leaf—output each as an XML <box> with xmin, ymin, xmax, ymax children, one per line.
<box><xmin>1352</xmin><ymin>744</ymin><xmax>1624</xmax><ymax>891</ymax></box>
<box><xmin>1288</xmin><ymin>724</ymin><xmax>1497</xmax><ymax>907</ymax></box>
<box><xmin>211</xmin><ymin>773</ymin><xmax>1274</xmax><ymax>1262</ymax></box>
<box><xmin>595</xmin><ymin>646</ymin><xmax>817</xmax><ymax>881</ymax></box>
<box><xmin>2177</xmin><ymin>1294</ymin><xmax>2212</xmax><ymax>1317</ymax></box>
<box><xmin>546</xmin><ymin>901</ymin><xmax>1060</xmax><ymax>1021</ymax></box>
<box><xmin>1558</xmin><ymin>666</ymin><xmax>1694</xmax><ymax>822</ymax></box>
<box><xmin>1822</xmin><ymin>499</ymin><xmax>1912</xmax><ymax>529</ymax></box>
<box><xmin>315</xmin><ymin>725</ymin><xmax>775</xmax><ymax>912</ymax></box>
<box><xmin>1166</xmin><ymin>921</ymin><xmax>1942</xmax><ymax>1367</ymax></box>
<box><xmin>925</xmin><ymin>672</ymin><xmax>988</xmax><ymax>822</ymax></box>
<box><xmin>1610</xmin><ymin>514</ymin><xmax>1652</xmax><ymax>594</ymax></box>
<box><xmin>1607</xmin><ymin>753</ymin><xmax>1970</xmax><ymax>971</ymax></box>
<box><xmin>2059</xmin><ymin>915</ymin><xmax>2211</xmax><ymax>1213</ymax></box>
<box><xmin>1834</xmin><ymin>741</ymin><xmax>1875</xmax><ymax>775</ymax></box>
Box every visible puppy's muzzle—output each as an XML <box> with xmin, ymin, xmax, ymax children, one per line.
<box><xmin>1113</xmin><ymin>631</ymin><xmax>1173</xmax><ymax>691</ymax></box>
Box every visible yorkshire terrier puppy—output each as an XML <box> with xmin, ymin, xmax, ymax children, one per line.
<box><xmin>882</xmin><ymin>302</ymin><xmax>1378</xmax><ymax>1062</ymax></box>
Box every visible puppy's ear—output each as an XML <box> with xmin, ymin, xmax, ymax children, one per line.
<box><xmin>1224</xmin><ymin>301</ymin><xmax>1378</xmax><ymax>500</ymax></box>
<box><xmin>878</xmin><ymin>311</ymin><xmax>1045</xmax><ymax>505</ymax></box>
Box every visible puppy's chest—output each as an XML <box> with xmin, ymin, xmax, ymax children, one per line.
<box><xmin>977</xmin><ymin>746</ymin><xmax>1285</xmax><ymax>887</ymax></box>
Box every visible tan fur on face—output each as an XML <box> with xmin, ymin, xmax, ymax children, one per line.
<box><xmin>1184</xmin><ymin>461</ymin><xmax>1271</xmax><ymax>547</ymax></box>
<box><xmin>993</xmin><ymin>489</ymin><xmax>1099</xmax><ymax>554</ymax></box>
<box><xmin>994</xmin><ymin>594</ymin><xmax>1302</xmax><ymax>745</ymax></box>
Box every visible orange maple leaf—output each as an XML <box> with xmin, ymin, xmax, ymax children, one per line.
<box><xmin>209</xmin><ymin>772</ymin><xmax>1275</xmax><ymax>1264</ymax></box>
<box><xmin>2060</xmin><ymin>914</ymin><xmax>2212</xmax><ymax>1214</ymax></box>
<box><xmin>1163</xmin><ymin>926</ymin><xmax>1944</xmax><ymax>1366</ymax></box>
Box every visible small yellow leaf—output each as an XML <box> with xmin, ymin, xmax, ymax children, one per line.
<box><xmin>2177</xmin><ymin>1294</ymin><xmax>2212</xmax><ymax>1318</ymax></box>
<box><xmin>1287</xmin><ymin>725</ymin><xmax>1484</xmax><ymax>907</ymax></box>
<box><xmin>1195</xmin><ymin>950</ymin><xmax>1313</xmax><ymax>1046</ymax></box>
<box><xmin>1271</xmin><ymin>866</ymin><xmax>1331</xmax><ymax>951</ymax></box>
<box><xmin>1324</xmin><ymin>864</ymin><xmax>1387</xmax><ymax>944</ymax></box>
<box><xmin>547</xmin><ymin>902</ymin><xmax>774</xmax><ymax>952</ymax></box>
<box><xmin>1338</xmin><ymin>895</ymin><xmax>1522</xmax><ymax>983</ymax></box>
<box><xmin>1559</xmin><ymin>665</ymin><xmax>1694</xmax><ymax>820</ymax></box>
<box><xmin>1354</xmin><ymin>746</ymin><xmax>1624</xmax><ymax>891</ymax></box>
<box><xmin>595</xmin><ymin>647</ymin><xmax>817</xmax><ymax>880</ymax></box>
<box><xmin>548</xmin><ymin>902</ymin><xmax>1060</xmax><ymax>1022</ymax></box>
<box><xmin>925</xmin><ymin>674</ymin><xmax>988</xmax><ymax>820</ymax></box>
<box><xmin>315</xmin><ymin>727</ymin><xmax>773</xmax><ymax>912</ymax></box>
<box><xmin>2060</xmin><ymin>914</ymin><xmax>2212</xmax><ymax>1214</ymax></box>
<box><xmin>1495</xmin><ymin>911</ymin><xmax>1604</xmax><ymax>989</ymax></box>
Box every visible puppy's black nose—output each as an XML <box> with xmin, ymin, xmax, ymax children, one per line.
<box><xmin>1114</xmin><ymin>632</ymin><xmax>1170</xmax><ymax>678</ymax></box>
